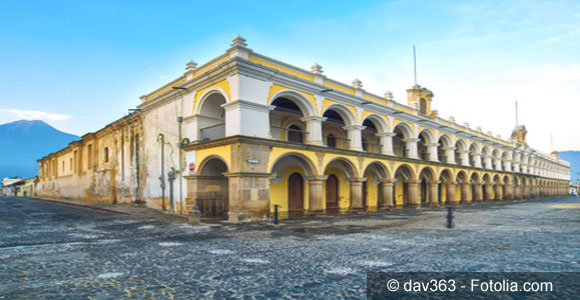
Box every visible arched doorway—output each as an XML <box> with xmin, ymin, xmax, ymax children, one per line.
<box><xmin>418</xmin><ymin>167</ymin><xmax>435</xmax><ymax>205</ymax></box>
<box><xmin>269</xmin><ymin>153</ymin><xmax>317</xmax><ymax>217</ymax></box>
<box><xmin>197</xmin><ymin>157</ymin><xmax>229</xmax><ymax>218</ymax></box>
<box><xmin>326</xmin><ymin>174</ymin><xmax>339</xmax><ymax>210</ymax></box>
<box><xmin>362</xmin><ymin>162</ymin><xmax>389</xmax><ymax>209</ymax></box>
<box><xmin>393</xmin><ymin>165</ymin><xmax>415</xmax><ymax>207</ymax></box>
<box><xmin>288</xmin><ymin>172</ymin><xmax>304</xmax><ymax>211</ymax></box>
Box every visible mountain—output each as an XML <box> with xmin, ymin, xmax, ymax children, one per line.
<box><xmin>559</xmin><ymin>151</ymin><xmax>580</xmax><ymax>182</ymax></box>
<box><xmin>0</xmin><ymin>120</ymin><xmax>79</xmax><ymax>180</ymax></box>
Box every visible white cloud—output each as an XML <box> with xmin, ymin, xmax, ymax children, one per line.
<box><xmin>0</xmin><ymin>108</ymin><xmax>71</xmax><ymax>121</ymax></box>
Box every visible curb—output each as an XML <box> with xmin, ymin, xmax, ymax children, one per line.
<box><xmin>31</xmin><ymin>197</ymin><xmax>137</xmax><ymax>216</ymax></box>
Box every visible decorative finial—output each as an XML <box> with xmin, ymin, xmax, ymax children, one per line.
<box><xmin>384</xmin><ymin>91</ymin><xmax>393</xmax><ymax>100</ymax></box>
<box><xmin>449</xmin><ymin>116</ymin><xmax>455</xmax><ymax>122</ymax></box>
<box><xmin>487</xmin><ymin>131</ymin><xmax>492</xmax><ymax>136</ymax></box>
<box><xmin>463</xmin><ymin>121</ymin><xmax>470</xmax><ymax>128</ymax></box>
<box><xmin>496</xmin><ymin>134</ymin><xmax>501</xmax><ymax>139</ymax></box>
<box><xmin>311</xmin><ymin>63</ymin><xmax>323</xmax><ymax>74</ymax></box>
<box><xmin>231</xmin><ymin>35</ymin><xmax>248</xmax><ymax>47</ymax></box>
<box><xmin>476</xmin><ymin>126</ymin><xmax>482</xmax><ymax>132</ymax></box>
<box><xmin>186</xmin><ymin>60</ymin><xmax>198</xmax><ymax>71</ymax></box>
<box><xmin>352</xmin><ymin>78</ymin><xmax>363</xmax><ymax>89</ymax></box>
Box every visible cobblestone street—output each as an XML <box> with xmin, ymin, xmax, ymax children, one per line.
<box><xmin>1</xmin><ymin>196</ymin><xmax>579</xmax><ymax>299</ymax></box>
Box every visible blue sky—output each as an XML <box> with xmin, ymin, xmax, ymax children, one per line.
<box><xmin>1</xmin><ymin>0</ymin><xmax>579</xmax><ymax>153</ymax></box>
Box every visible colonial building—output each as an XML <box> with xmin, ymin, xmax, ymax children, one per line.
<box><xmin>36</xmin><ymin>36</ymin><xmax>571</xmax><ymax>222</ymax></box>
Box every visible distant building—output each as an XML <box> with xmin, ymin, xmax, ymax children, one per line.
<box><xmin>36</xmin><ymin>37</ymin><xmax>571</xmax><ymax>222</ymax></box>
<box><xmin>570</xmin><ymin>182</ymin><xmax>579</xmax><ymax>196</ymax></box>
<box><xmin>2</xmin><ymin>177</ymin><xmax>23</xmax><ymax>196</ymax></box>
<box><xmin>17</xmin><ymin>177</ymin><xmax>38</xmax><ymax>197</ymax></box>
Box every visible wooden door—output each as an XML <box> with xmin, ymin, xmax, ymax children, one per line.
<box><xmin>325</xmin><ymin>174</ymin><xmax>339</xmax><ymax>209</ymax></box>
<box><xmin>288</xmin><ymin>172</ymin><xmax>304</xmax><ymax>211</ymax></box>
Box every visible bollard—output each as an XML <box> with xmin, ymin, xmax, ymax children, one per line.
<box><xmin>273</xmin><ymin>204</ymin><xmax>279</xmax><ymax>225</ymax></box>
<box><xmin>446</xmin><ymin>206</ymin><xmax>455</xmax><ymax>229</ymax></box>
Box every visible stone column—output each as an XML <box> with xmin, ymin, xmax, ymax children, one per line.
<box><xmin>493</xmin><ymin>158</ymin><xmax>502</xmax><ymax>171</ymax></box>
<box><xmin>225</xmin><ymin>172</ymin><xmax>271</xmax><ymax>222</ymax></box>
<box><xmin>459</xmin><ymin>150</ymin><xmax>470</xmax><ymax>166</ymax></box>
<box><xmin>513</xmin><ymin>162</ymin><xmax>520</xmax><ymax>173</ymax></box>
<box><xmin>379</xmin><ymin>179</ymin><xmax>394</xmax><ymax>209</ymax></box>
<box><xmin>472</xmin><ymin>153</ymin><xmax>482</xmax><ymax>168</ymax></box>
<box><xmin>348</xmin><ymin>177</ymin><xmax>366</xmax><ymax>210</ymax></box>
<box><xmin>444</xmin><ymin>147</ymin><xmax>456</xmax><ymax>164</ymax></box>
<box><xmin>343</xmin><ymin>125</ymin><xmax>366</xmax><ymax>152</ymax></box>
<box><xmin>300</xmin><ymin>116</ymin><xmax>327</xmax><ymax>146</ymax></box>
<box><xmin>461</xmin><ymin>182</ymin><xmax>470</xmax><ymax>203</ymax></box>
<box><xmin>484</xmin><ymin>183</ymin><xmax>493</xmax><ymax>201</ymax></box>
<box><xmin>306</xmin><ymin>175</ymin><xmax>327</xmax><ymax>213</ymax></box>
<box><xmin>402</xmin><ymin>138</ymin><xmax>420</xmax><ymax>159</ymax></box>
<box><xmin>483</xmin><ymin>155</ymin><xmax>493</xmax><ymax>169</ymax></box>
<box><xmin>446</xmin><ymin>182</ymin><xmax>458</xmax><ymax>205</ymax></box>
<box><xmin>503</xmin><ymin>159</ymin><xmax>512</xmax><ymax>172</ymax></box>
<box><xmin>514</xmin><ymin>184</ymin><xmax>521</xmax><ymax>199</ymax></box>
<box><xmin>222</xmin><ymin>100</ymin><xmax>274</xmax><ymax>139</ymax></box>
<box><xmin>377</xmin><ymin>132</ymin><xmax>395</xmax><ymax>156</ymax></box>
<box><xmin>425</xmin><ymin>143</ymin><xmax>439</xmax><ymax>162</ymax></box>
<box><xmin>523</xmin><ymin>184</ymin><xmax>530</xmax><ymax>199</ymax></box>
<box><xmin>504</xmin><ymin>183</ymin><xmax>513</xmax><ymax>200</ymax></box>
<box><xmin>473</xmin><ymin>183</ymin><xmax>483</xmax><ymax>202</ymax></box>
<box><xmin>495</xmin><ymin>184</ymin><xmax>503</xmax><ymax>200</ymax></box>
<box><xmin>406</xmin><ymin>180</ymin><xmax>420</xmax><ymax>208</ymax></box>
<box><xmin>428</xmin><ymin>181</ymin><xmax>440</xmax><ymax>206</ymax></box>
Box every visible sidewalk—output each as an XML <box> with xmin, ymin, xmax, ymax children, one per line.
<box><xmin>31</xmin><ymin>196</ymin><xmax>190</xmax><ymax>224</ymax></box>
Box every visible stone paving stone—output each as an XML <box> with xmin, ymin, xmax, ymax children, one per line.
<box><xmin>0</xmin><ymin>196</ymin><xmax>579</xmax><ymax>299</ymax></box>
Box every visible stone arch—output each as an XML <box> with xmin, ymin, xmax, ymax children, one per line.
<box><xmin>482</xmin><ymin>173</ymin><xmax>493</xmax><ymax>200</ymax></box>
<box><xmin>493</xmin><ymin>174</ymin><xmax>502</xmax><ymax>200</ymax></box>
<box><xmin>362</xmin><ymin>161</ymin><xmax>390</xmax><ymax>208</ymax></box>
<box><xmin>418</xmin><ymin>166</ymin><xmax>436</xmax><ymax>205</ymax></box>
<box><xmin>324</xmin><ymin>157</ymin><xmax>359</xmax><ymax>178</ymax></box>
<box><xmin>195</xmin><ymin>90</ymin><xmax>228</xmax><ymax>140</ymax></box>
<box><xmin>322</xmin><ymin>103</ymin><xmax>357</xmax><ymax>127</ymax></box>
<box><xmin>437</xmin><ymin>134</ymin><xmax>453</xmax><ymax>163</ymax></box>
<box><xmin>468</xmin><ymin>143</ymin><xmax>481</xmax><ymax>167</ymax></box>
<box><xmin>195</xmin><ymin>88</ymin><xmax>229</xmax><ymax>115</ymax></box>
<box><xmin>195</xmin><ymin>156</ymin><xmax>230</xmax><ymax>218</ymax></box>
<box><xmin>392</xmin><ymin>122</ymin><xmax>415</xmax><ymax>158</ymax></box>
<box><xmin>469</xmin><ymin>171</ymin><xmax>481</xmax><ymax>201</ymax></box>
<box><xmin>417</xmin><ymin>129</ymin><xmax>436</xmax><ymax>161</ymax></box>
<box><xmin>270</xmin><ymin>152</ymin><xmax>317</xmax><ymax>177</ymax></box>
<box><xmin>361</xmin><ymin>114</ymin><xmax>389</xmax><ymax>133</ymax></box>
<box><xmin>393</xmin><ymin>164</ymin><xmax>417</xmax><ymax>207</ymax></box>
<box><xmin>501</xmin><ymin>151</ymin><xmax>511</xmax><ymax>171</ymax></box>
<box><xmin>198</xmin><ymin>155</ymin><xmax>230</xmax><ymax>175</ymax></box>
<box><xmin>456</xmin><ymin>170</ymin><xmax>469</xmax><ymax>202</ymax></box>
<box><xmin>269</xmin><ymin>90</ymin><xmax>316</xmax><ymax>117</ymax></box>
<box><xmin>454</xmin><ymin>139</ymin><xmax>468</xmax><ymax>165</ymax></box>
<box><xmin>438</xmin><ymin>168</ymin><xmax>455</xmax><ymax>204</ymax></box>
<box><xmin>269</xmin><ymin>153</ymin><xmax>318</xmax><ymax>215</ymax></box>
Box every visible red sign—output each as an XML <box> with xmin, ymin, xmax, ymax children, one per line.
<box><xmin>188</xmin><ymin>162</ymin><xmax>195</xmax><ymax>172</ymax></box>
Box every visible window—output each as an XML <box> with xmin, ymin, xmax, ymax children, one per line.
<box><xmin>420</xmin><ymin>98</ymin><xmax>427</xmax><ymax>115</ymax></box>
<box><xmin>327</xmin><ymin>134</ymin><xmax>337</xmax><ymax>148</ymax></box>
<box><xmin>104</xmin><ymin>147</ymin><xmax>109</xmax><ymax>163</ymax></box>
<box><xmin>87</xmin><ymin>144</ymin><xmax>93</xmax><ymax>169</ymax></box>
<box><xmin>287</xmin><ymin>125</ymin><xmax>304</xmax><ymax>143</ymax></box>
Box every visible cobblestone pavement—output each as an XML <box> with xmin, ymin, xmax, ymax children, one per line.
<box><xmin>1</xmin><ymin>196</ymin><xmax>579</xmax><ymax>299</ymax></box>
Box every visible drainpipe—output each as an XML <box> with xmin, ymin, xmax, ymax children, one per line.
<box><xmin>178</xmin><ymin>116</ymin><xmax>183</xmax><ymax>214</ymax></box>
<box><xmin>158</xmin><ymin>133</ymin><xmax>166</xmax><ymax>211</ymax></box>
